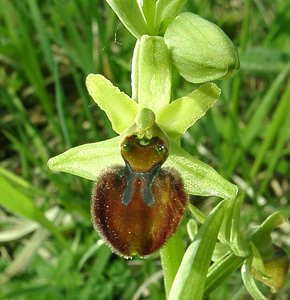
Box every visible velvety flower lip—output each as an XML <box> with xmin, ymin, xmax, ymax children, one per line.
<box><xmin>48</xmin><ymin>73</ymin><xmax>238</xmax><ymax>201</ymax></box>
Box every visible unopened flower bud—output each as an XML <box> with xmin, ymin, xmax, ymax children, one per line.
<box><xmin>164</xmin><ymin>12</ymin><xmax>240</xmax><ymax>83</ymax></box>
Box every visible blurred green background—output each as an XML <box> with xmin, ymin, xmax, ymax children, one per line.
<box><xmin>0</xmin><ymin>0</ymin><xmax>289</xmax><ymax>299</ymax></box>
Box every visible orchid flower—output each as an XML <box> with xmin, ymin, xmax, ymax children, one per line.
<box><xmin>45</xmin><ymin>1</ymin><xmax>290</xmax><ymax>297</ymax></box>
<box><xmin>48</xmin><ymin>35</ymin><xmax>237</xmax><ymax>257</ymax></box>
<box><xmin>48</xmin><ymin>72</ymin><xmax>237</xmax><ymax>200</ymax></box>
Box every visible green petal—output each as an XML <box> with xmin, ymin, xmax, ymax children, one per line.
<box><xmin>86</xmin><ymin>74</ymin><xmax>138</xmax><ymax>134</ymax></box>
<box><xmin>47</xmin><ymin>137</ymin><xmax>123</xmax><ymax>181</ymax></box>
<box><xmin>157</xmin><ymin>83</ymin><xmax>220</xmax><ymax>137</ymax></box>
<box><xmin>136</xmin><ymin>35</ymin><xmax>172</xmax><ymax>112</ymax></box>
<box><xmin>165</xmin><ymin>143</ymin><xmax>238</xmax><ymax>199</ymax></box>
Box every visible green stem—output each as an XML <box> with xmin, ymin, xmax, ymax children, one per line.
<box><xmin>160</xmin><ymin>228</ymin><xmax>185</xmax><ymax>298</ymax></box>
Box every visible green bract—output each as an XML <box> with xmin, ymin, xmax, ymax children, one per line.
<box><xmin>164</xmin><ymin>12</ymin><xmax>240</xmax><ymax>83</ymax></box>
<box><xmin>105</xmin><ymin>0</ymin><xmax>186</xmax><ymax>37</ymax></box>
<box><xmin>105</xmin><ymin>0</ymin><xmax>148</xmax><ymax>38</ymax></box>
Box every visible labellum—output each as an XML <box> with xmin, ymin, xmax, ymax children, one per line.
<box><xmin>91</xmin><ymin>123</ymin><xmax>187</xmax><ymax>257</ymax></box>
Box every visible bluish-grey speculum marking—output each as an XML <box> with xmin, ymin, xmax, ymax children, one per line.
<box><xmin>122</xmin><ymin>163</ymin><xmax>161</xmax><ymax>206</ymax></box>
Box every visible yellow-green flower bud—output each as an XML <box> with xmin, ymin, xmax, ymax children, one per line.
<box><xmin>164</xmin><ymin>12</ymin><xmax>240</xmax><ymax>83</ymax></box>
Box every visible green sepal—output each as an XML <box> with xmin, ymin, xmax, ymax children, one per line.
<box><xmin>164</xmin><ymin>12</ymin><xmax>240</xmax><ymax>83</ymax></box>
<box><xmin>157</xmin><ymin>82</ymin><xmax>220</xmax><ymax>138</ymax></box>
<box><xmin>47</xmin><ymin>137</ymin><xmax>123</xmax><ymax>181</ymax></box>
<box><xmin>136</xmin><ymin>35</ymin><xmax>172</xmax><ymax>113</ymax></box>
<box><xmin>105</xmin><ymin>0</ymin><xmax>148</xmax><ymax>38</ymax></box>
<box><xmin>165</xmin><ymin>143</ymin><xmax>238</xmax><ymax>200</ymax></box>
<box><xmin>168</xmin><ymin>200</ymin><xmax>226</xmax><ymax>300</ymax></box>
<box><xmin>86</xmin><ymin>74</ymin><xmax>138</xmax><ymax>134</ymax></box>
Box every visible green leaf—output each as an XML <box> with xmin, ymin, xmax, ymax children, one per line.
<box><xmin>86</xmin><ymin>74</ymin><xmax>138</xmax><ymax>134</ymax></box>
<box><xmin>136</xmin><ymin>35</ymin><xmax>172</xmax><ymax>112</ymax></box>
<box><xmin>164</xmin><ymin>12</ymin><xmax>239</xmax><ymax>83</ymax></box>
<box><xmin>105</xmin><ymin>0</ymin><xmax>148</xmax><ymax>38</ymax></box>
<box><xmin>48</xmin><ymin>136</ymin><xmax>123</xmax><ymax>180</ymax></box>
<box><xmin>168</xmin><ymin>200</ymin><xmax>226</xmax><ymax>300</ymax></box>
<box><xmin>166</xmin><ymin>143</ymin><xmax>238</xmax><ymax>200</ymax></box>
<box><xmin>160</xmin><ymin>229</ymin><xmax>185</xmax><ymax>298</ymax></box>
<box><xmin>205</xmin><ymin>253</ymin><xmax>245</xmax><ymax>297</ymax></box>
<box><xmin>157</xmin><ymin>83</ymin><xmax>220</xmax><ymax>138</ymax></box>
<box><xmin>155</xmin><ymin>0</ymin><xmax>186</xmax><ymax>33</ymax></box>
<box><xmin>0</xmin><ymin>175</ymin><xmax>66</xmax><ymax>247</ymax></box>
<box><xmin>212</xmin><ymin>242</ymin><xmax>231</xmax><ymax>262</ymax></box>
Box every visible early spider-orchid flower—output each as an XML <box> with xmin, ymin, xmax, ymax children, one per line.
<box><xmin>48</xmin><ymin>35</ymin><xmax>237</xmax><ymax>258</ymax></box>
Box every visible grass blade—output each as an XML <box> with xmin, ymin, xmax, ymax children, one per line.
<box><xmin>0</xmin><ymin>175</ymin><xmax>67</xmax><ymax>247</ymax></box>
